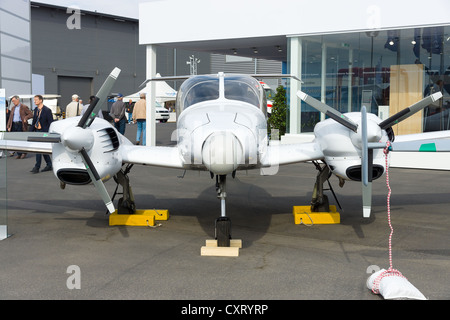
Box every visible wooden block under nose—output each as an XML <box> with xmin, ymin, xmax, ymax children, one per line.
<box><xmin>201</xmin><ymin>239</ymin><xmax>242</xmax><ymax>257</ymax></box>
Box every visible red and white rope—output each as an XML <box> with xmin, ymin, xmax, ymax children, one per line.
<box><xmin>371</xmin><ymin>141</ymin><xmax>407</xmax><ymax>295</ymax></box>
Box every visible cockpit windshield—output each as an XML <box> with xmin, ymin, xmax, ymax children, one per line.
<box><xmin>176</xmin><ymin>76</ymin><xmax>219</xmax><ymax>112</ymax></box>
<box><xmin>176</xmin><ymin>74</ymin><xmax>265</xmax><ymax>113</ymax></box>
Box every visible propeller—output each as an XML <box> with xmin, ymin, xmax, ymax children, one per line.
<box><xmin>297</xmin><ymin>90</ymin><xmax>443</xmax><ymax>218</ymax></box>
<box><xmin>27</xmin><ymin>67</ymin><xmax>121</xmax><ymax>214</ymax></box>
<box><xmin>75</xmin><ymin>67</ymin><xmax>121</xmax><ymax>213</ymax></box>
<box><xmin>296</xmin><ymin>91</ymin><xmax>358</xmax><ymax>132</ymax></box>
<box><xmin>379</xmin><ymin>92</ymin><xmax>443</xmax><ymax>130</ymax></box>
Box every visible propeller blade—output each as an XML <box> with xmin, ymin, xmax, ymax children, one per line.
<box><xmin>360</xmin><ymin>106</ymin><xmax>374</xmax><ymax>218</ymax></box>
<box><xmin>79</xmin><ymin>148</ymin><xmax>115</xmax><ymax>214</ymax></box>
<box><xmin>362</xmin><ymin>181</ymin><xmax>372</xmax><ymax>218</ymax></box>
<box><xmin>78</xmin><ymin>67</ymin><xmax>121</xmax><ymax>128</ymax></box>
<box><xmin>77</xmin><ymin>96</ymin><xmax>99</xmax><ymax>128</ymax></box>
<box><xmin>27</xmin><ymin>135</ymin><xmax>61</xmax><ymax>143</ymax></box>
<box><xmin>2</xmin><ymin>132</ymin><xmax>61</xmax><ymax>143</ymax></box>
<box><xmin>361</xmin><ymin>106</ymin><xmax>369</xmax><ymax>187</ymax></box>
<box><xmin>379</xmin><ymin>92</ymin><xmax>443</xmax><ymax>130</ymax></box>
<box><xmin>297</xmin><ymin>91</ymin><xmax>358</xmax><ymax>132</ymax></box>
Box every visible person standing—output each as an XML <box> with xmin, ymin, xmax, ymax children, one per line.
<box><xmin>30</xmin><ymin>95</ymin><xmax>53</xmax><ymax>174</ymax></box>
<box><xmin>126</xmin><ymin>99</ymin><xmax>134</xmax><ymax>124</ymax></box>
<box><xmin>132</xmin><ymin>93</ymin><xmax>147</xmax><ymax>145</ymax></box>
<box><xmin>65</xmin><ymin>94</ymin><xmax>82</xmax><ymax>118</ymax></box>
<box><xmin>6</xmin><ymin>95</ymin><xmax>33</xmax><ymax>159</ymax></box>
<box><xmin>109</xmin><ymin>93</ymin><xmax>126</xmax><ymax>135</ymax></box>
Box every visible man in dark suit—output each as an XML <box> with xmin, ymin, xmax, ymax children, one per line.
<box><xmin>30</xmin><ymin>95</ymin><xmax>53</xmax><ymax>174</ymax></box>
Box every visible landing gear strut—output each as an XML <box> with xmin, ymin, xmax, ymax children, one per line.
<box><xmin>111</xmin><ymin>164</ymin><xmax>136</xmax><ymax>215</ymax></box>
<box><xmin>215</xmin><ymin>174</ymin><xmax>231</xmax><ymax>247</ymax></box>
<box><xmin>311</xmin><ymin>161</ymin><xmax>342</xmax><ymax>212</ymax></box>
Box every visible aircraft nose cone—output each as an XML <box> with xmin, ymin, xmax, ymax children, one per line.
<box><xmin>202</xmin><ymin>131</ymin><xmax>243</xmax><ymax>175</ymax></box>
<box><xmin>61</xmin><ymin>126</ymin><xmax>94</xmax><ymax>152</ymax></box>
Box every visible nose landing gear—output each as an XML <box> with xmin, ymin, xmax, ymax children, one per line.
<box><xmin>215</xmin><ymin>175</ymin><xmax>231</xmax><ymax>247</ymax></box>
<box><xmin>201</xmin><ymin>174</ymin><xmax>241</xmax><ymax>256</ymax></box>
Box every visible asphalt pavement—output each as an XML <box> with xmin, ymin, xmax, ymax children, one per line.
<box><xmin>1</xmin><ymin>121</ymin><xmax>450</xmax><ymax>302</ymax></box>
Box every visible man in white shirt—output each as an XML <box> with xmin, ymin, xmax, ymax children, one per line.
<box><xmin>65</xmin><ymin>94</ymin><xmax>82</xmax><ymax>118</ymax></box>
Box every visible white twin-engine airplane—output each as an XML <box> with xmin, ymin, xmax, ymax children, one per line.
<box><xmin>2</xmin><ymin>67</ymin><xmax>450</xmax><ymax>246</ymax></box>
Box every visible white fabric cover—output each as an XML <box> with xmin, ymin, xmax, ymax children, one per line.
<box><xmin>367</xmin><ymin>269</ymin><xmax>427</xmax><ymax>300</ymax></box>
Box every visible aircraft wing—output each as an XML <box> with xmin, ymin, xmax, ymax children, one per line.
<box><xmin>261</xmin><ymin>141</ymin><xmax>324</xmax><ymax>167</ymax></box>
<box><xmin>121</xmin><ymin>144</ymin><xmax>184</xmax><ymax>169</ymax></box>
<box><xmin>392</xmin><ymin>130</ymin><xmax>450</xmax><ymax>152</ymax></box>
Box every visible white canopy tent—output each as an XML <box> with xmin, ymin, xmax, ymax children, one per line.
<box><xmin>123</xmin><ymin>73</ymin><xmax>177</xmax><ymax>103</ymax></box>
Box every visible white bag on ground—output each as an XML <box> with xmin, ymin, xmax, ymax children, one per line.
<box><xmin>367</xmin><ymin>269</ymin><xmax>427</xmax><ymax>300</ymax></box>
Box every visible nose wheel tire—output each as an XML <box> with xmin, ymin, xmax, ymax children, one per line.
<box><xmin>215</xmin><ymin>217</ymin><xmax>231</xmax><ymax>247</ymax></box>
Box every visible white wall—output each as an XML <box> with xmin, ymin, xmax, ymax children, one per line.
<box><xmin>139</xmin><ymin>0</ymin><xmax>450</xmax><ymax>45</ymax></box>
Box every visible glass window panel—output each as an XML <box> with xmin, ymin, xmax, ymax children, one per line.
<box><xmin>299</xmin><ymin>38</ymin><xmax>322</xmax><ymax>132</ymax></box>
<box><xmin>290</xmin><ymin>25</ymin><xmax>450</xmax><ymax>134</ymax></box>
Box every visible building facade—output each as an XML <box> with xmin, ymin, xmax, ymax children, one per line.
<box><xmin>0</xmin><ymin>0</ymin><xmax>32</xmax><ymax>96</ymax></box>
<box><xmin>2</xmin><ymin>1</ymin><xmax>282</xmax><ymax>111</ymax></box>
<box><xmin>139</xmin><ymin>0</ymin><xmax>450</xmax><ymax>168</ymax></box>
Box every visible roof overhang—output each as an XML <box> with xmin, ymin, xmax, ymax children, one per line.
<box><xmin>139</xmin><ymin>0</ymin><xmax>450</xmax><ymax>61</ymax></box>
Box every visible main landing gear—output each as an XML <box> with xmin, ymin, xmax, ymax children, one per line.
<box><xmin>311</xmin><ymin>161</ymin><xmax>342</xmax><ymax>213</ymax></box>
<box><xmin>111</xmin><ymin>164</ymin><xmax>136</xmax><ymax>215</ymax></box>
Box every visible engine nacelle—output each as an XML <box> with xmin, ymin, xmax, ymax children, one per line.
<box><xmin>326</xmin><ymin>156</ymin><xmax>385</xmax><ymax>182</ymax></box>
<box><xmin>49</xmin><ymin>118</ymin><xmax>123</xmax><ymax>185</ymax></box>
<box><xmin>314</xmin><ymin>113</ymin><xmax>389</xmax><ymax>182</ymax></box>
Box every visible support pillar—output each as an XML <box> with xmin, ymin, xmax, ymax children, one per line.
<box><xmin>289</xmin><ymin>37</ymin><xmax>302</xmax><ymax>134</ymax></box>
<box><xmin>146</xmin><ymin>45</ymin><xmax>157</xmax><ymax>146</ymax></box>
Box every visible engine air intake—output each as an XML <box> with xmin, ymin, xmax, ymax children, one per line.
<box><xmin>346</xmin><ymin>165</ymin><xmax>384</xmax><ymax>182</ymax></box>
<box><xmin>57</xmin><ymin>169</ymin><xmax>91</xmax><ymax>185</ymax></box>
